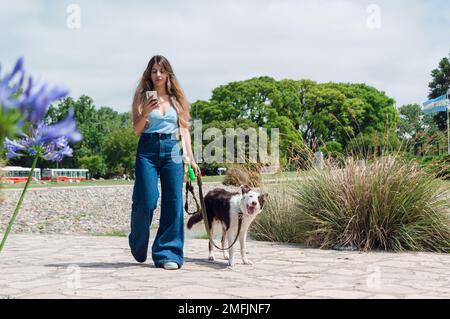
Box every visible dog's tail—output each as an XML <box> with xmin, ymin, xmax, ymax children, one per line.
<box><xmin>187</xmin><ymin>212</ymin><xmax>203</xmax><ymax>229</ymax></box>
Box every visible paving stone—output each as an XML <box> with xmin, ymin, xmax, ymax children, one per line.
<box><xmin>0</xmin><ymin>234</ymin><xmax>449</xmax><ymax>298</ymax></box>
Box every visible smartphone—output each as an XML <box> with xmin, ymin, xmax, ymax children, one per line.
<box><xmin>146</xmin><ymin>90</ymin><xmax>158</xmax><ymax>100</ymax></box>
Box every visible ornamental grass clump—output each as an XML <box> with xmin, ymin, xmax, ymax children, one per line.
<box><xmin>291</xmin><ymin>155</ymin><xmax>450</xmax><ymax>252</ymax></box>
<box><xmin>250</xmin><ymin>180</ymin><xmax>305</xmax><ymax>243</ymax></box>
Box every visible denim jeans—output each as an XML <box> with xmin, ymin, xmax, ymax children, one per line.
<box><xmin>129</xmin><ymin>133</ymin><xmax>184</xmax><ymax>268</ymax></box>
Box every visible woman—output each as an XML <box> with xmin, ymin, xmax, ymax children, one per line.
<box><xmin>129</xmin><ymin>55</ymin><xmax>200</xmax><ymax>270</ymax></box>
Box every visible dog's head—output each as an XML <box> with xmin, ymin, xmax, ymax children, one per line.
<box><xmin>239</xmin><ymin>184</ymin><xmax>268</xmax><ymax>216</ymax></box>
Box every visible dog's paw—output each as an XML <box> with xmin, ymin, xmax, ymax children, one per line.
<box><xmin>223</xmin><ymin>253</ymin><xmax>229</xmax><ymax>260</ymax></box>
<box><xmin>208</xmin><ymin>255</ymin><xmax>215</xmax><ymax>261</ymax></box>
<box><xmin>243</xmin><ymin>259</ymin><xmax>253</xmax><ymax>265</ymax></box>
<box><xmin>228</xmin><ymin>260</ymin><xmax>235</xmax><ymax>267</ymax></box>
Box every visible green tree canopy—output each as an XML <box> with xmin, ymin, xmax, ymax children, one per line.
<box><xmin>397</xmin><ymin>104</ymin><xmax>423</xmax><ymax>140</ymax></box>
<box><xmin>190</xmin><ymin>77</ymin><xmax>397</xmax><ymax>161</ymax></box>
<box><xmin>427</xmin><ymin>51</ymin><xmax>450</xmax><ymax>130</ymax></box>
<box><xmin>42</xmin><ymin>95</ymin><xmax>133</xmax><ymax>175</ymax></box>
<box><xmin>101</xmin><ymin>127</ymin><xmax>138</xmax><ymax>176</ymax></box>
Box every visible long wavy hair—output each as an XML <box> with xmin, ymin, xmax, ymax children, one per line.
<box><xmin>132</xmin><ymin>55</ymin><xmax>190</xmax><ymax>129</ymax></box>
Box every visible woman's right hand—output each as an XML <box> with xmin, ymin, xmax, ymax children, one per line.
<box><xmin>142</xmin><ymin>98</ymin><xmax>159</xmax><ymax>117</ymax></box>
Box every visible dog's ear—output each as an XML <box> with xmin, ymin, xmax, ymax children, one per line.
<box><xmin>258</xmin><ymin>192</ymin><xmax>268</xmax><ymax>208</ymax></box>
<box><xmin>240</xmin><ymin>184</ymin><xmax>251</xmax><ymax>194</ymax></box>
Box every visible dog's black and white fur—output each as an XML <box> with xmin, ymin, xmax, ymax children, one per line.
<box><xmin>187</xmin><ymin>185</ymin><xmax>268</xmax><ymax>266</ymax></box>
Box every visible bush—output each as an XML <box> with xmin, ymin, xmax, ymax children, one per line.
<box><xmin>223</xmin><ymin>163</ymin><xmax>262</xmax><ymax>187</ymax></box>
<box><xmin>291</xmin><ymin>156</ymin><xmax>450</xmax><ymax>252</ymax></box>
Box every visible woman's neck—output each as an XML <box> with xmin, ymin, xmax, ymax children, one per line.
<box><xmin>155</xmin><ymin>85</ymin><xmax>168</xmax><ymax>97</ymax></box>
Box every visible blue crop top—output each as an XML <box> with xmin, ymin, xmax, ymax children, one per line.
<box><xmin>143</xmin><ymin>104</ymin><xmax>179</xmax><ymax>134</ymax></box>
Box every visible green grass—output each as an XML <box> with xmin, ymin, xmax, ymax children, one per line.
<box><xmin>193</xmin><ymin>232</ymin><xmax>209</xmax><ymax>240</ymax></box>
<box><xmin>200</xmin><ymin>175</ymin><xmax>224</xmax><ymax>183</ymax></box>
<box><xmin>94</xmin><ymin>229</ymin><xmax>128</xmax><ymax>237</ymax></box>
<box><xmin>0</xmin><ymin>170</ymin><xmax>306</xmax><ymax>189</ymax></box>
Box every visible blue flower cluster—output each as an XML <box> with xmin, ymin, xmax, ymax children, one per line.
<box><xmin>1</xmin><ymin>58</ymin><xmax>82</xmax><ymax>161</ymax></box>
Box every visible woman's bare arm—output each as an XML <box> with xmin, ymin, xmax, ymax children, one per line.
<box><xmin>133</xmin><ymin>109</ymin><xmax>149</xmax><ymax>136</ymax></box>
<box><xmin>180</xmin><ymin>127</ymin><xmax>201</xmax><ymax>175</ymax></box>
<box><xmin>133</xmin><ymin>98</ymin><xmax>159</xmax><ymax>135</ymax></box>
<box><xmin>180</xmin><ymin>127</ymin><xmax>194</xmax><ymax>161</ymax></box>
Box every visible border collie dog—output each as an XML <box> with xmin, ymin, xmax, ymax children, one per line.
<box><xmin>187</xmin><ymin>185</ymin><xmax>268</xmax><ymax>266</ymax></box>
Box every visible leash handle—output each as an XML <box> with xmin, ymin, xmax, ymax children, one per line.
<box><xmin>187</xmin><ymin>164</ymin><xmax>197</xmax><ymax>181</ymax></box>
<box><xmin>184</xmin><ymin>180</ymin><xmax>200</xmax><ymax>216</ymax></box>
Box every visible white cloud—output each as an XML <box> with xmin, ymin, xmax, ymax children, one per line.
<box><xmin>1</xmin><ymin>0</ymin><xmax>449</xmax><ymax>113</ymax></box>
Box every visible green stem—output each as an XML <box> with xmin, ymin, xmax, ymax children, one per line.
<box><xmin>0</xmin><ymin>155</ymin><xmax>39</xmax><ymax>253</ymax></box>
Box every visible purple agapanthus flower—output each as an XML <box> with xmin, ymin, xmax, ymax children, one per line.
<box><xmin>37</xmin><ymin>108</ymin><xmax>82</xmax><ymax>143</ymax></box>
<box><xmin>0</xmin><ymin>57</ymin><xmax>83</xmax><ymax>255</ymax></box>
<box><xmin>1</xmin><ymin>57</ymin><xmax>82</xmax><ymax>162</ymax></box>
<box><xmin>18</xmin><ymin>77</ymin><xmax>69</xmax><ymax>124</ymax></box>
<box><xmin>3</xmin><ymin>118</ymin><xmax>82</xmax><ymax>162</ymax></box>
<box><xmin>0</xmin><ymin>57</ymin><xmax>25</xmax><ymax>110</ymax></box>
<box><xmin>3</xmin><ymin>137</ymin><xmax>27</xmax><ymax>159</ymax></box>
<box><xmin>1</xmin><ymin>57</ymin><xmax>69</xmax><ymax>126</ymax></box>
<box><xmin>43</xmin><ymin>137</ymin><xmax>73</xmax><ymax>162</ymax></box>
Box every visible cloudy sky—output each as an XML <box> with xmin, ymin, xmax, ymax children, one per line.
<box><xmin>1</xmin><ymin>0</ymin><xmax>449</xmax><ymax>113</ymax></box>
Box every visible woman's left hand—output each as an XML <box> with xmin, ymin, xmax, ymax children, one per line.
<box><xmin>190</xmin><ymin>159</ymin><xmax>201</xmax><ymax>177</ymax></box>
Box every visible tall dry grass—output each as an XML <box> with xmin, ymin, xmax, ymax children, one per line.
<box><xmin>291</xmin><ymin>156</ymin><xmax>450</xmax><ymax>252</ymax></box>
<box><xmin>239</xmin><ymin>125</ymin><xmax>450</xmax><ymax>252</ymax></box>
<box><xmin>250</xmin><ymin>180</ymin><xmax>305</xmax><ymax>242</ymax></box>
<box><xmin>223</xmin><ymin>162</ymin><xmax>263</xmax><ymax>187</ymax></box>
<box><xmin>249</xmin><ymin>140</ymin><xmax>314</xmax><ymax>243</ymax></box>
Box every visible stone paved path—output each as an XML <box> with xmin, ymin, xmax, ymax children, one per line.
<box><xmin>0</xmin><ymin>234</ymin><xmax>449</xmax><ymax>299</ymax></box>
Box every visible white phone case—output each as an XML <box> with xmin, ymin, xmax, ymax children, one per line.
<box><xmin>146</xmin><ymin>91</ymin><xmax>157</xmax><ymax>100</ymax></box>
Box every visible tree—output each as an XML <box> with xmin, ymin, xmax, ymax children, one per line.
<box><xmin>209</xmin><ymin>76</ymin><xmax>277</xmax><ymax>126</ymax></box>
<box><xmin>428</xmin><ymin>51</ymin><xmax>450</xmax><ymax>130</ymax></box>
<box><xmin>397</xmin><ymin>104</ymin><xmax>423</xmax><ymax>140</ymax></box>
<box><xmin>45</xmin><ymin>95</ymin><xmax>99</xmax><ymax>167</ymax></box>
<box><xmin>190</xmin><ymin>77</ymin><xmax>398</xmax><ymax>168</ymax></box>
<box><xmin>272</xmin><ymin>79</ymin><xmax>315</xmax><ymax>132</ymax></box>
<box><xmin>397</xmin><ymin>103</ymin><xmax>425</xmax><ymax>154</ymax></box>
<box><xmin>264</xmin><ymin>114</ymin><xmax>303</xmax><ymax>168</ymax></box>
<box><xmin>101</xmin><ymin>127</ymin><xmax>138</xmax><ymax>176</ymax></box>
<box><xmin>78</xmin><ymin>155</ymin><xmax>108</xmax><ymax>178</ymax></box>
<box><xmin>300</xmin><ymin>82</ymin><xmax>397</xmax><ymax>150</ymax></box>
<box><xmin>200</xmin><ymin>118</ymin><xmax>258</xmax><ymax>170</ymax></box>
<box><xmin>44</xmin><ymin>96</ymin><xmax>133</xmax><ymax>174</ymax></box>
<box><xmin>346</xmin><ymin>130</ymin><xmax>400</xmax><ymax>158</ymax></box>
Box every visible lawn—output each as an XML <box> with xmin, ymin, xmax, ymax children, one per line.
<box><xmin>1</xmin><ymin>171</ymin><xmax>305</xmax><ymax>189</ymax></box>
<box><xmin>1</xmin><ymin>170</ymin><xmax>446</xmax><ymax>190</ymax></box>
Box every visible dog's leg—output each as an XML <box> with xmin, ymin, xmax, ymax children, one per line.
<box><xmin>221</xmin><ymin>224</ymin><xmax>229</xmax><ymax>260</ymax></box>
<box><xmin>208</xmin><ymin>224</ymin><xmax>215</xmax><ymax>261</ymax></box>
<box><xmin>240</xmin><ymin>227</ymin><xmax>252</xmax><ymax>265</ymax></box>
<box><xmin>227</xmin><ymin>229</ymin><xmax>236</xmax><ymax>267</ymax></box>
